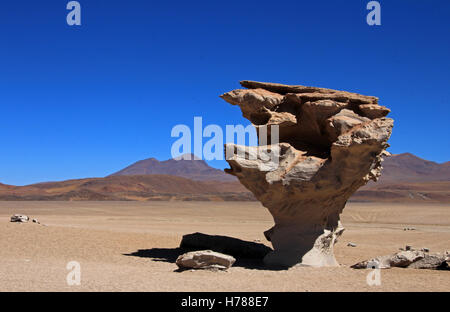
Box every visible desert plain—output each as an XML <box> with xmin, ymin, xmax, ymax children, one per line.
<box><xmin>0</xmin><ymin>201</ymin><xmax>449</xmax><ymax>292</ymax></box>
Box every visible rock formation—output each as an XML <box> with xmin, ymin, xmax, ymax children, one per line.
<box><xmin>220</xmin><ymin>81</ymin><xmax>393</xmax><ymax>268</ymax></box>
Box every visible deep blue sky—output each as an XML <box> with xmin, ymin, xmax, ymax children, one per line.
<box><xmin>1</xmin><ymin>0</ymin><xmax>449</xmax><ymax>185</ymax></box>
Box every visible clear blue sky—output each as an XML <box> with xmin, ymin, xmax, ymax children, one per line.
<box><xmin>1</xmin><ymin>0</ymin><xmax>449</xmax><ymax>185</ymax></box>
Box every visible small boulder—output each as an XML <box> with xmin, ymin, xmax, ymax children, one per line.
<box><xmin>10</xmin><ymin>215</ymin><xmax>29</xmax><ymax>223</ymax></box>
<box><xmin>408</xmin><ymin>254</ymin><xmax>448</xmax><ymax>270</ymax></box>
<box><xmin>347</xmin><ymin>242</ymin><xmax>357</xmax><ymax>247</ymax></box>
<box><xmin>176</xmin><ymin>250</ymin><xmax>236</xmax><ymax>270</ymax></box>
<box><xmin>389</xmin><ymin>250</ymin><xmax>424</xmax><ymax>267</ymax></box>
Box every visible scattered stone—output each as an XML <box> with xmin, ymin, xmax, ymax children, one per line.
<box><xmin>10</xmin><ymin>215</ymin><xmax>29</xmax><ymax>223</ymax></box>
<box><xmin>347</xmin><ymin>242</ymin><xmax>357</xmax><ymax>247</ymax></box>
<box><xmin>352</xmin><ymin>250</ymin><xmax>449</xmax><ymax>270</ymax></box>
<box><xmin>180</xmin><ymin>232</ymin><xmax>272</xmax><ymax>259</ymax></box>
<box><xmin>405</xmin><ymin>245</ymin><xmax>412</xmax><ymax>251</ymax></box>
<box><xmin>390</xmin><ymin>250</ymin><xmax>424</xmax><ymax>267</ymax></box>
<box><xmin>32</xmin><ymin>219</ymin><xmax>40</xmax><ymax>224</ymax></box>
<box><xmin>176</xmin><ymin>250</ymin><xmax>236</xmax><ymax>270</ymax></box>
<box><xmin>408</xmin><ymin>254</ymin><xmax>448</xmax><ymax>270</ymax></box>
<box><xmin>221</xmin><ymin>80</ymin><xmax>393</xmax><ymax>268</ymax></box>
<box><xmin>403</xmin><ymin>227</ymin><xmax>416</xmax><ymax>231</ymax></box>
<box><xmin>421</xmin><ymin>248</ymin><xmax>430</xmax><ymax>253</ymax></box>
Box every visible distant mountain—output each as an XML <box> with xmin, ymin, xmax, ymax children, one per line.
<box><xmin>353</xmin><ymin>153</ymin><xmax>450</xmax><ymax>203</ymax></box>
<box><xmin>109</xmin><ymin>154</ymin><xmax>236</xmax><ymax>182</ymax></box>
<box><xmin>0</xmin><ymin>175</ymin><xmax>252</xmax><ymax>201</ymax></box>
<box><xmin>376</xmin><ymin>153</ymin><xmax>450</xmax><ymax>183</ymax></box>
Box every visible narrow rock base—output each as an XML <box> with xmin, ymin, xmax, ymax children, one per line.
<box><xmin>263</xmin><ymin>223</ymin><xmax>345</xmax><ymax>268</ymax></box>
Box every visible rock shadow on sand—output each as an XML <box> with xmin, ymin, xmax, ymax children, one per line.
<box><xmin>124</xmin><ymin>233</ymin><xmax>285</xmax><ymax>271</ymax></box>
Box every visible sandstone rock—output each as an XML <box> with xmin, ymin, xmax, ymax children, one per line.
<box><xmin>10</xmin><ymin>215</ymin><xmax>29</xmax><ymax>223</ymax></box>
<box><xmin>220</xmin><ymin>88</ymin><xmax>284</xmax><ymax>125</ymax></box>
<box><xmin>325</xmin><ymin>109</ymin><xmax>370</xmax><ymax>141</ymax></box>
<box><xmin>175</xmin><ymin>250</ymin><xmax>236</xmax><ymax>270</ymax></box>
<box><xmin>390</xmin><ymin>250</ymin><xmax>424</xmax><ymax>267</ymax></box>
<box><xmin>351</xmin><ymin>255</ymin><xmax>391</xmax><ymax>269</ymax></box>
<box><xmin>352</xmin><ymin>250</ymin><xmax>448</xmax><ymax>270</ymax></box>
<box><xmin>221</xmin><ymin>81</ymin><xmax>393</xmax><ymax>268</ymax></box>
<box><xmin>240</xmin><ymin>81</ymin><xmax>379</xmax><ymax>104</ymax></box>
<box><xmin>180</xmin><ymin>232</ymin><xmax>272</xmax><ymax>259</ymax></box>
<box><xmin>359</xmin><ymin>104</ymin><xmax>391</xmax><ymax>119</ymax></box>
<box><xmin>408</xmin><ymin>254</ymin><xmax>448</xmax><ymax>270</ymax></box>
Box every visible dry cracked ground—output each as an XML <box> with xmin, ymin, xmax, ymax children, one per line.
<box><xmin>0</xmin><ymin>201</ymin><xmax>449</xmax><ymax>292</ymax></box>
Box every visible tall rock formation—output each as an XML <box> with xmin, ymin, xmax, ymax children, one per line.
<box><xmin>221</xmin><ymin>81</ymin><xmax>393</xmax><ymax>267</ymax></box>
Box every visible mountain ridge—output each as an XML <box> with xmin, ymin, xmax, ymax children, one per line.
<box><xmin>0</xmin><ymin>152</ymin><xmax>448</xmax><ymax>202</ymax></box>
<box><xmin>375</xmin><ymin>152</ymin><xmax>450</xmax><ymax>183</ymax></box>
<box><xmin>109</xmin><ymin>153</ymin><xmax>237</xmax><ymax>182</ymax></box>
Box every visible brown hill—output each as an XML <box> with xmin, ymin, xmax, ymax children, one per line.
<box><xmin>0</xmin><ymin>183</ymin><xmax>14</xmax><ymax>190</ymax></box>
<box><xmin>109</xmin><ymin>154</ymin><xmax>236</xmax><ymax>182</ymax></box>
<box><xmin>0</xmin><ymin>175</ymin><xmax>253</xmax><ymax>201</ymax></box>
<box><xmin>376</xmin><ymin>153</ymin><xmax>450</xmax><ymax>183</ymax></box>
<box><xmin>351</xmin><ymin>153</ymin><xmax>450</xmax><ymax>203</ymax></box>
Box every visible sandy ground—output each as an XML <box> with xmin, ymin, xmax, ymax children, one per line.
<box><xmin>0</xmin><ymin>201</ymin><xmax>449</xmax><ymax>292</ymax></box>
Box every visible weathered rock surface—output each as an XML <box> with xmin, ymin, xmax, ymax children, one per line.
<box><xmin>408</xmin><ymin>254</ymin><xmax>448</xmax><ymax>269</ymax></box>
<box><xmin>221</xmin><ymin>81</ymin><xmax>393</xmax><ymax>268</ymax></box>
<box><xmin>10</xmin><ymin>215</ymin><xmax>29</xmax><ymax>223</ymax></box>
<box><xmin>180</xmin><ymin>232</ymin><xmax>272</xmax><ymax>259</ymax></box>
<box><xmin>352</xmin><ymin>250</ymin><xmax>449</xmax><ymax>270</ymax></box>
<box><xmin>175</xmin><ymin>250</ymin><xmax>236</xmax><ymax>270</ymax></box>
